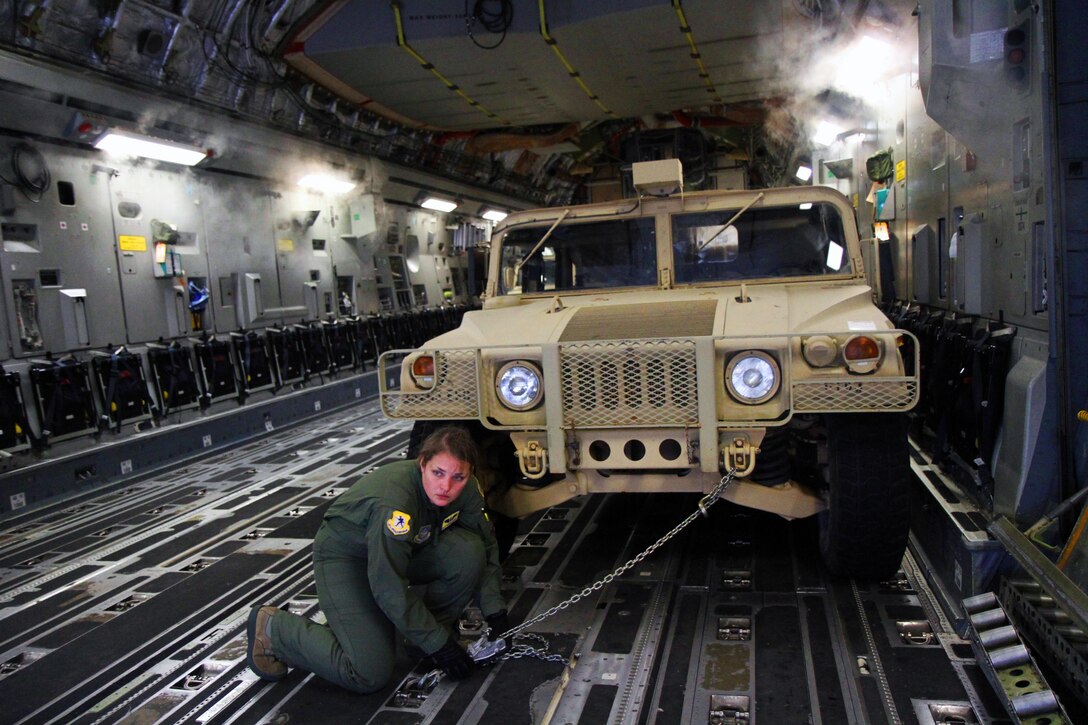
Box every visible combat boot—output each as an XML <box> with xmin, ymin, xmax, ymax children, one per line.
<box><xmin>246</xmin><ymin>606</ymin><xmax>288</xmax><ymax>681</ymax></box>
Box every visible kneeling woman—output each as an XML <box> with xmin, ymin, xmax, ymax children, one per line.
<box><xmin>246</xmin><ymin>425</ymin><xmax>509</xmax><ymax>691</ymax></box>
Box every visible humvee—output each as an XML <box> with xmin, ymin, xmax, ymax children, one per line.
<box><xmin>379</xmin><ymin>162</ymin><xmax>919</xmax><ymax>579</ymax></box>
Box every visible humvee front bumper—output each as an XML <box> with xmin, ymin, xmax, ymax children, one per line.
<box><xmin>378</xmin><ymin>331</ymin><xmax>919</xmax><ymax>479</ymax></box>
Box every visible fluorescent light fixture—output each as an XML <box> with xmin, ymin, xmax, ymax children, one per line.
<box><xmin>95</xmin><ymin>131</ymin><xmax>207</xmax><ymax>166</ymax></box>
<box><xmin>795</xmin><ymin>165</ymin><xmax>813</xmax><ymax>182</ymax></box>
<box><xmin>799</xmin><ymin>202</ymin><xmax>814</xmax><ymax>210</ymax></box>
<box><xmin>421</xmin><ymin>195</ymin><xmax>458</xmax><ymax>213</ymax></box>
<box><xmin>812</xmin><ymin>120</ymin><xmax>844</xmax><ymax>147</ymax></box>
<box><xmin>481</xmin><ymin>208</ymin><xmax>508</xmax><ymax>223</ymax></box>
<box><xmin>856</xmin><ymin>34</ymin><xmax>892</xmax><ymax>57</ymax></box>
<box><xmin>297</xmin><ymin>174</ymin><xmax>356</xmax><ymax>194</ymax></box>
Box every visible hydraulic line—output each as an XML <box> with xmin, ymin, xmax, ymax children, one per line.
<box><xmin>671</xmin><ymin>0</ymin><xmax>723</xmax><ymax>105</ymax></box>
<box><xmin>390</xmin><ymin>1</ymin><xmax>509</xmax><ymax>127</ymax></box>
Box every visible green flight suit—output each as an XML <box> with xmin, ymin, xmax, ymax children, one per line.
<box><xmin>270</xmin><ymin>459</ymin><xmax>504</xmax><ymax>693</ymax></box>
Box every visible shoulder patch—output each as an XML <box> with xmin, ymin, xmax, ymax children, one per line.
<box><xmin>386</xmin><ymin>510</ymin><xmax>412</xmax><ymax>536</ymax></box>
<box><xmin>441</xmin><ymin>511</ymin><xmax>460</xmax><ymax>530</ymax></box>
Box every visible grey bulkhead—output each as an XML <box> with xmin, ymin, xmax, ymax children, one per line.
<box><xmin>0</xmin><ymin>140</ymin><xmax>460</xmax><ymax>367</ymax></box>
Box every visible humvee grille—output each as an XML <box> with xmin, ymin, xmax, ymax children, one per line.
<box><xmin>382</xmin><ymin>349</ymin><xmax>479</xmax><ymax>419</ymax></box>
<box><xmin>792</xmin><ymin>378</ymin><xmax>918</xmax><ymax>411</ymax></box>
<box><xmin>559</xmin><ymin>339</ymin><xmax>699</xmax><ymax>427</ymax></box>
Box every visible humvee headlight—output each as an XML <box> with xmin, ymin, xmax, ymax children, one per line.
<box><xmin>409</xmin><ymin>354</ymin><xmax>435</xmax><ymax>389</ymax></box>
<box><xmin>726</xmin><ymin>351</ymin><xmax>780</xmax><ymax>404</ymax></box>
<box><xmin>496</xmin><ymin>361</ymin><xmax>543</xmax><ymax>411</ymax></box>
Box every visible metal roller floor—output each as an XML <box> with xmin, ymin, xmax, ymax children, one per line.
<box><xmin>0</xmin><ymin>399</ymin><xmax>1008</xmax><ymax>724</ymax></box>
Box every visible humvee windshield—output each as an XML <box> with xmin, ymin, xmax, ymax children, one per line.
<box><xmin>500</xmin><ymin>217</ymin><xmax>657</xmax><ymax>294</ymax></box>
<box><xmin>498</xmin><ymin>201</ymin><xmax>849</xmax><ymax>295</ymax></box>
<box><xmin>673</xmin><ymin>202</ymin><xmax>849</xmax><ymax>283</ymax></box>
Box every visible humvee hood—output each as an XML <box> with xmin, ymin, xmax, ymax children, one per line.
<box><xmin>722</xmin><ymin>284</ymin><xmax>894</xmax><ymax>335</ymax></box>
<box><xmin>429</xmin><ymin>284</ymin><xmax>889</xmax><ymax>349</ymax></box>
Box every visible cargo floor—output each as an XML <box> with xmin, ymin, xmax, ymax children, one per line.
<box><xmin>0</xmin><ymin>401</ymin><xmax>1008</xmax><ymax>724</ymax></box>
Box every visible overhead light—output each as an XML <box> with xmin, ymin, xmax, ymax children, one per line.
<box><xmin>421</xmin><ymin>195</ymin><xmax>458</xmax><ymax>213</ymax></box>
<box><xmin>481</xmin><ymin>207</ymin><xmax>508</xmax><ymax>222</ymax></box>
<box><xmin>795</xmin><ymin>165</ymin><xmax>813</xmax><ymax>182</ymax></box>
<box><xmin>94</xmin><ymin>130</ymin><xmax>207</xmax><ymax>166</ymax></box>
<box><xmin>856</xmin><ymin>34</ymin><xmax>892</xmax><ymax>58</ymax></box>
<box><xmin>812</xmin><ymin>120</ymin><xmax>844</xmax><ymax>147</ymax></box>
<box><xmin>799</xmin><ymin>202</ymin><xmax>814</xmax><ymax>210</ymax></box>
<box><xmin>297</xmin><ymin>173</ymin><xmax>356</xmax><ymax>194</ymax></box>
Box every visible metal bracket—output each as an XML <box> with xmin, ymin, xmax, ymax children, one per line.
<box><xmin>516</xmin><ymin>439</ymin><xmax>548</xmax><ymax>479</ymax></box>
<box><xmin>467</xmin><ymin>633</ymin><xmax>508</xmax><ymax>664</ymax></box>
<box><xmin>896</xmin><ymin>620</ymin><xmax>936</xmax><ymax>645</ymax></box>
<box><xmin>723</xmin><ymin>437</ymin><xmax>757</xmax><ymax>477</ymax></box>
<box><xmin>717</xmin><ymin>616</ymin><xmax>752</xmax><ymax>641</ymax></box>
<box><xmin>709</xmin><ymin>694</ymin><xmax>750</xmax><ymax>724</ymax></box>
<box><xmin>457</xmin><ymin>606</ymin><xmax>486</xmax><ymax>638</ymax></box>
<box><xmin>392</xmin><ymin>671</ymin><xmax>438</xmax><ymax>708</ymax></box>
<box><xmin>720</xmin><ymin>569</ymin><xmax>752</xmax><ymax>590</ymax></box>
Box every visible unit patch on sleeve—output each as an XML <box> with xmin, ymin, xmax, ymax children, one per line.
<box><xmin>386</xmin><ymin>510</ymin><xmax>412</xmax><ymax>536</ymax></box>
<box><xmin>441</xmin><ymin>511</ymin><xmax>460</xmax><ymax>530</ymax></box>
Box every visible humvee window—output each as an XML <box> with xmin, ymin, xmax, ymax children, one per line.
<box><xmin>672</xmin><ymin>202</ymin><xmax>848</xmax><ymax>283</ymax></box>
<box><xmin>500</xmin><ymin>217</ymin><xmax>656</xmax><ymax>294</ymax></box>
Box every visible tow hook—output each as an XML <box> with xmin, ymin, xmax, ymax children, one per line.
<box><xmin>724</xmin><ymin>437</ymin><xmax>757</xmax><ymax>477</ymax></box>
<box><xmin>517</xmin><ymin>440</ymin><xmax>549</xmax><ymax>479</ymax></box>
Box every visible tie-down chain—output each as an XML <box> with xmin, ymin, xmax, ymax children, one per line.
<box><xmin>409</xmin><ymin>468</ymin><xmax>739</xmax><ymax>690</ymax></box>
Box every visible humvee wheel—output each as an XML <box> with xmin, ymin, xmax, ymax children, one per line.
<box><xmin>819</xmin><ymin>413</ymin><xmax>910</xmax><ymax>580</ymax></box>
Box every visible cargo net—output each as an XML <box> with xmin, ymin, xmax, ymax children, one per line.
<box><xmin>559</xmin><ymin>339</ymin><xmax>699</xmax><ymax>427</ymax></box>
<box><xmin>381</xmin><ymin>350</ymin><xmax>479</xmax><ymax>419</ymax></box>
<box><xmin>792</xmin><ymin>378</ymin><xmax>919</xmax><ymax>412</ymax></box>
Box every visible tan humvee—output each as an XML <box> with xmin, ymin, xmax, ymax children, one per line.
<box><xmin>380</xmin><ymin>165</ymin><xmax>919</xmax><ymax>578</ymax></box>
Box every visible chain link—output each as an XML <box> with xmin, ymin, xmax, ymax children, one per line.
<box><xmin>492</xmin><ymin>632</ymin><xmax>567</xmax><ymax>665</ymax></box>
<box><xmin>419</xmin><ymin>469</ymin><xmax>737</xmax><ymax>687</ymax></box>
<box><xmin>498</xmin><ymin>468</ymin><xmax>737</xmax><ymax>642</ymax></box>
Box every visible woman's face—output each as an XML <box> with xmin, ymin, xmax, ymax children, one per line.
<box><xmin>419</xmin><ymin>452</ymin><xmax>471</xmax><ymax>507</ymax></box>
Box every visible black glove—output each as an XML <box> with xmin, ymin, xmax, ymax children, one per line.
<box><xmin>431</xmin><ymin>637</ymin><xmax>474</xmax><ymax>680</ymax></box>
<box><xmin>486</xmin><ymin>609</ymin><xmax>512</xmax><ymax>639</ymax></box>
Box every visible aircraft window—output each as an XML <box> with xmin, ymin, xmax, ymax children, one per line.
<box><xmin>671</xmin><ymin>202</ymin><xmax>849</xmax><ymax>284</ymax></box>
<box><xmin>499</xmin><ymin>217</ymin><xmax>656</xmax><ymax>294</ymax></box>
<box><xmin>117</xmin><ymin>201</ymin><xmax>141</xmax><ymax>218</ymax></box>
<box><xmin>57</xmin><ymin>181</ymin><xmax>75</xmax><ymax>206</ymax></box>
<box><xmin>405</xmin><ymin>233</ymin><xmax>420</xmax><ymax>272</ymax></box>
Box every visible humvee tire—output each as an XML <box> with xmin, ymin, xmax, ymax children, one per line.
<box><xmin>819</xmin><ymin>413</ymin><xmax>910</xmax><ymax>580</ymax></box>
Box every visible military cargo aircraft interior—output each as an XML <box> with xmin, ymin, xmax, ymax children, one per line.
<box><xmin>0</xmin><ymin>1</ymin><xmax>1085</xmax><ymax>723</ymax></box>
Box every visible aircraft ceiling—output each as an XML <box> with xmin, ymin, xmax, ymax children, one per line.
<box><xmin>0</xmin><ymin>0</ymin><xmax>916</xmax><ymax>204</ymax></box>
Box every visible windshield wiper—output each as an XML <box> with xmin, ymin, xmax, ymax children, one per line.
<box><xmin>513</xmin><ymin>209</ymin><xmax>571</xmax><ymax>278</ymax></box>
<box><xmin>697</xmin><ymin>192</ymin><xmax>764</xmax><ymax>250</ymax></box>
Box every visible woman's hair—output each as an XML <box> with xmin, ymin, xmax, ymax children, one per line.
<box><xmin>417</xmin><ymin>425</ymin><xmax>478</xmax><ymax>472</ymax></box>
